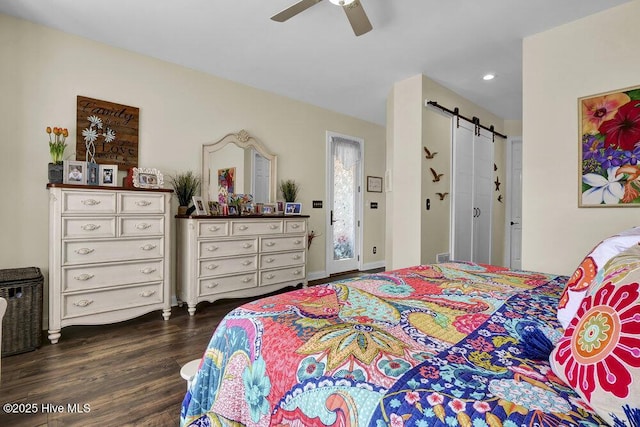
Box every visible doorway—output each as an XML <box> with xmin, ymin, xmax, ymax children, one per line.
<box><xmin>326</xmin><ymin>132</ymin><xmax>363</xmax><ymax>275</ymax></box>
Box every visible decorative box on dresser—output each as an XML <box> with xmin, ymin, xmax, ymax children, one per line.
<box><xmin>47</xmin><ymin>184</ymin><xmax>173</xmax><ymax>344</ymax></box>
<box><xmin>176</xmin><ymin>215</ymin><xmax>309</xmax><ymax>315</ymax></box>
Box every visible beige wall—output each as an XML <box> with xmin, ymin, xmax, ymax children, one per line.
<box><xmin>386</xmin><ymin>74</ymin><xmax>507</xmax><ymax>268</ymax></box>
<box><xmin>522</xmin><ymin>1</ymin><xmax>640</xmax><ymax>275</ymax></box>
<box><xmin>0</xmin><ymin>14</ymin><xmax>386</xmax><ymax>312</ymax></box>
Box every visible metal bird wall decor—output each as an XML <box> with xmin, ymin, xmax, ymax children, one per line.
<box><xmin>436</xmin><ymin>192</ymin><xmax>449</xmax><ymax>201</ymax></box>
<box><xmin>424</xmin><ymin>147</ymin><xmax>438</xmax><ymax>159</ymax></box>
<box><xmin>430</xmin><ymin>168</ymin><xmax>444</xmax><ymax>182</ymax></box>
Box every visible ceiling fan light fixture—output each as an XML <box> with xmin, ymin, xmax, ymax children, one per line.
<box><xmin>329</xmin><ymin>0</ymin><xmax>355</xmax><ymax>5</ymax></box>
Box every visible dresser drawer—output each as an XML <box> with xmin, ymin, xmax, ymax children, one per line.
<box><xmin>260</xmin><ymin>265</ymin><xmax>305</xmax><ymax>286</ymax></box>
<box><xmin>199</xmin><ymin>238</ymin><xmax>258</xmax><ymax>259</ymax></box>
<box><xmin>231</xmin><ymin>220</ymin><xmax>283</xmax><ymax>236</ymax></box>
<box><xmin>62</xmin><ymin>282</ymin><xmax>163</xmax><ymax>319</ymax></box>
<box><xmin>119</xmin><ymin>216</ymin><xmax>165</xmax><ymax>237</ymax></box>
<box><xmin>63</xmin><ymin>191</ymin><xmax>116</xmax><ymax>214</ymax></box>
<box><xmin>63</xmin><ymin>237</ymin><xmax>164</xmax><ymax>265</ymax></box>
<box><xmin>260</xmin><ymin>251</ymin><xmax>305</xmax><ymax>269</ymax></box>
<box><xmin>63</xmin><ymin>217</ymin><xmax>116</xmax><ymax>239</ymax></box>
<box><xmin>63</xmin><ymin>260</ymin><xmax>164</xmax><ymax>292</ymax></box>
<box><xmin>199</xmin><ymin>255</ymin><xmax>257</xmax><ymax>278</ymax></box>
<box><xmin>285</xmin><ymin>219</ymin><xmax>306</xmax><ymax>234</ymax></box>
<box><xmin>199</xmin><ymin>273</ymin><xmax>257</xmax><ymax>296</ymax></box>
<box><xmin>119</xmin><ymin>192</ymin><xmax>165</xmax><ymax>214</ymax></box>
<box><xmin>198</xmin><ymin>221</ymin><xmax>230</xmax><ymax>238</ymax></box>
<box><xmin>261</xmin><ymin>235</ymin><xmax>306</xmax><ymax>253</ymax></box>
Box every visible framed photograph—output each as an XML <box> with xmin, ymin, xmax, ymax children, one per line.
<box><xmin>367</xmin><ymin>176</ymin><xmax>383</xmax><ymax>193</ymax></box>
<box><xmin>579</xmin><ymin>84</ymin><xmax>640</xmax><ymax>207</ymax></box>
<box><xmin>192</xmin><ymin>196</ymin><xmax>209</xmax><ymax>216</ymax></box>
<box><xmin>276</xmin><ymin>201</ymin><xmax>284</xmax><ymax>213</ymax></box>
<box><xmin>228</xmin><ymin>205</ymin><xmax>238</xmax><ymax>216</ymax></box>
<box><xmin>262</xmin><ymin>203</ymin><xmax>277</xmax><ymax>215</ymax></box>
<box><xmin>63</xmin><ymin>160</ymin><xmax>87</xmax><ymax>185</ymax></box>
<box><xmin>133</xmin><ymin>167</ymin><xmax>164</xmax><ymax>189</ymax></box>
<box><xmin>87</xmin><ymin>162</ymin><xmax>99</xmax><ymax>186</ymax></box>
<box><xmin>99</xmin><ymin>164</ymin><xmax>118</xmax><ymax>186</ymax></box>
<box><xmin>284</xmin><ymin>202</ymin><xmax>302</xmax><ymax>215</ymax></box>
<box><xmin>208</xmin><ymin>201</ymin><xmax>220</xmax><ymax>216</ymax></box>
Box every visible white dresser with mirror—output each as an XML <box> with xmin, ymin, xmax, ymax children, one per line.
<box><xmin>176</xmin><ymin>130</ymin><xmax>308</xmax><ymax>314</ymax></box>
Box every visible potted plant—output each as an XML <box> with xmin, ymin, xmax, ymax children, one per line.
<box><xmin>279</xmin><ymin>179</ymin><xmax>300</xmax><ymax>202</ymax></box>
<box><xmin>169</xmin><ymin>171</ymin><xmax>201</xmax><ymax>215</ymax></box>
<box><xmin>47</xmin><ymin>126</ymin><xmax>68</xmax><ymax>183</ymax></box>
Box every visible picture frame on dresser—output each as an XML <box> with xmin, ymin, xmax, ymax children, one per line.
<box><xmin>87</xmin><ymin>162</ymin><xmax>99</xmax><ymax>186</ymax></box>
<box><xmin>133</xmin><ymin>167</ymin><xmax>163</xmax><ymax>189</ymax></box>
<box><xmin>193</xmin><ymin>196</ymin><xmax>209</xmax><ymax>215</ymax></box>
<box><xmin>99</xmin><ymin>164</ymin><xmax>118</xmax><ymax>186</ymax></box>
<box><xmin>63</xmin><ymin>160</ymin><xmax>87</xmax><ymax>185</ymax></box>
<box><xmin>284</xmin><ymin>202</ymin><xmax>302</xmax><ymax>215</ymax></box>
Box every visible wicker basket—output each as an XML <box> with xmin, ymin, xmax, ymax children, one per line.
<box><xmin>0</xmin><ymin>267</ymin><xmax>43</xmax><ymax>356</ymax></box>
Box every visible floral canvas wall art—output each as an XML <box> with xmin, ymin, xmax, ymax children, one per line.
<box><xmin>580</xmin><ymin>85</ymin><xmax>640</xmax><ymax>207</ymax></box>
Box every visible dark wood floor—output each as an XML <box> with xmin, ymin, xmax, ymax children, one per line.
<box><xmin>0</xmin><ymin>270</ymin><xmax>381</xmax><ymax>426</ymax></box>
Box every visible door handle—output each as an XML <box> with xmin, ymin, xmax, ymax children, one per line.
<box><xmin>331</xmin><ymin>210</ymin><xmax>335</xmax><ymax>225</ymax></box>
<box><xmin>510</xmin><ymin>221</ymin><xmax>520</xmax><ymax>225</ymax></box>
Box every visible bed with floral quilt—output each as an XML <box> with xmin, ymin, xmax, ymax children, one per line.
<box><xmin>180</xmin><ymin>261</ymin><xmax>622</xmax><ymax>427</ymax></box>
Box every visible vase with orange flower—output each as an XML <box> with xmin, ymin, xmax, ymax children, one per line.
<box><xmin>47</xmin><ymin>126</ymin><xmax>68</xmax><ymax>183</ymax></box>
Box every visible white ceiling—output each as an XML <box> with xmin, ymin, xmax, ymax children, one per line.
<box><xmin>0</xmin><ymin>0</ymin><xmax>630</xmax><ymax>125</ymax></box>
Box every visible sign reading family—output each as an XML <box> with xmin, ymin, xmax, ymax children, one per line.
<box><xmin>76</xmin><ymin>96</ymin><xmax>139</xmax><ymax>170</ymax></box>
<box><xmin>580</xmin><ymin>84</ymin><xmax>640</xmax><ymax>207</ymax></box>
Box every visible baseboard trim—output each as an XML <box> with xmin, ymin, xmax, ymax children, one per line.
<box><xmin>362</xmin><ymin>260</ymin><xmax>386</xmax><ymax>271</ymax></box>
<box><xmin>307</xmin><ymin>270</ymin><xmax>328</xmax><ymax>281</ymax></box>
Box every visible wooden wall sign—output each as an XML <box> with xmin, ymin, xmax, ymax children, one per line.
<box><xmin>76</xmin><ymin>96</ymin><xmax>139</xmax><ymax>169</ymax></box>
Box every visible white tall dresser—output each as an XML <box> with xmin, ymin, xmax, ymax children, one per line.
<box><xmin>176</xmin><ymin>215</ymin><xmax>308</xmax><ymax>315</ymax></box>
<box><xmin>47</xmin><ymin>184</ymin><xmax>173</xmax><ymax>344</ymax></box>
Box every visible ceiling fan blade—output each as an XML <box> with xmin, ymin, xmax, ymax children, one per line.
<box><xmin>343</xmin><ymin>0</ymin><xmax>372</xmax><ymax>36</ymax></box>
<box><xmin>271</xmin><ymin>0</ymin><xmax>323</xmax><ymax>22</ymax></box>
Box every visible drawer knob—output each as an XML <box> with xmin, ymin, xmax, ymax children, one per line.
<box><xmin>141</xmin><ymin>244</ymin><xmax>157</xmax><ymax>251</ymax></box>
<box><xmin>242</xmin><ymin>243</ymin><xmax>253</xmax><ymax>249</ymax></box>
<box><xmin>242</xmin><ymin>277</ymin><xmax>253</xmax><ymax>283</ymax></box>
<box><xmin>242</xmin><ymin>260</ymin><xmax>253</xmax><ymax>266</ymax></box>
<box><xmin>294</xmin><ymin>240</ymin><xmax>302</xmax><ymax>245</ymax></box>
<box><xmin>265</xmin><ymin>242</ymin><xmax>276</xmax><ymax>247</ymax></box>
<box><xmin>74</xmin><ymin>273</ymin><xmax>94</xmax><ymax>281</ymax></box>
<box><xmin>81</xmin><ymin>223</ymin><xmax>101</xmax><ymax>231</ymax></box>
<box><xmin>265</xmin><ymin>257</ymin><xmax>275</xmax><ymax>263</ymax></box>
<box><xmin>208</xmin><ymin>225</ymin><xmax>221</xmax><ymax>232</ymax></box>
<box><xmin>75</xmin><ymin>248</ymin><xmax>95</xmax><ymax>255</ymax></box>
<box><xmin>135</xmin><ymin>200</ymin><xmax>152</xmax><ymax>207</ymax></box>
<box><xmin>81</xmin><ymin>199</ymin><xmax>101</xmax><ymax>206</ymax></box>
<box><xmin>73</xmin><ymin>299</ymin><xmax>94</xmax><ymax>308</ymax></box>
<box><xmin>206</xmin><ymin>245</ymin><xmax>219</xmax><ymax>252</ymax></box>
<box><xmin>139</xmin><ymin>290</ymin><xmax>156</xmax><ymax>297</ymax></box>
<box><xmin>207</xmin><ymin>283</ymin><xmax>219</xmax><ymax>289</ymax></box>
<box><xmin>292</xmin><ymin>254</ymin><xmax>302</xmax><ymax>260</ymax></box>
<box><xmin>265</xmin><ymin>274</ymin><xmax>275</xmax><ymax>280</ymax></box>
<box><xmin>269</xmin><ymin>224</ymin><xmax>279</xmax><ymax>230</ymax></box>
<box><xmin>206</xmin><ymin>264</ymin><xmax>219</xmax><ymax>270</ymax></box>
<box><xmin>238</xmin><ymin>225</ymin><xmax>249</xmax><ymax>231</ymax></box>
<box><xmin>136</xmin><ymin>223</ymin><xmax>152</xmax><ymax>230</ymax></box>
<box><xmin>140</xmin><ymin>267</ymin><xmax>156</xmax><ymax>274</ymax></box>
<box><xmin>293</xmin><ymin>270</ymin><xmax>302</xmax><ymax>276</ymax></box>
<box><xmin>291</xmin><ymin>224</ymin><xmax>300</xmax><ymax>229</ymax></box>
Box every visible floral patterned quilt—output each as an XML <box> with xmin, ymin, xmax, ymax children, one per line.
<box><xmin>180</xmin><ymin>262</ymin><xmax>607</xmax><ymax>427</ymax></box>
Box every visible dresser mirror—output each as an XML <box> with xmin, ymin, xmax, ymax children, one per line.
<box><xmin>202</xmin><ymin>130</ymin><xmax>277</xmax><ymax>204</ymax></box>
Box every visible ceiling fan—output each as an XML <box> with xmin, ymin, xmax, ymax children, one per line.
<box><xmin>271</xmin><ymin>0</ymin><xmax>372</xmax><ymax>37</ymax></box>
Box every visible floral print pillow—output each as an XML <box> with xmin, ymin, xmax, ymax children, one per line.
<box><xmin>550</xmin><ymin>244</ymin><xmax>640</xmax><ymax>426</ymax></box>
<box><xmin>557</xmin><ymin>226</ymin><xmax>640</xmax><ymax>329</ymax></box>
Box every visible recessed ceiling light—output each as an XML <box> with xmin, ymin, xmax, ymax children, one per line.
<box><xmin>483</xmin><ymin>74</ymin><xmax>495</xmax><ymax>81</ymax></box>
<box><xmin>329</xmin><ymin>0</ymin><xmax>355</xmax><ymax>5</ymax></box>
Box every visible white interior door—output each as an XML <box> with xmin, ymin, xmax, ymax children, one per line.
<box><xmin>473</xmin><ymin>128</ymin><xmax>493</xmax><ymax>264</ymax></box>
<box><xmin>451</xmin><ymin>120</ymin><xmax>493</xmax><ymax>264</ymax></box>
<box><xmin>506</xmin><ymin>138</ymin><xmax>523</xmax><ymax>269</ymax></box>
<box><xmin>451</xmin><ymin>120</ymin><xmax>474</xmax><ymax>262</ymax></box>
<box><xmin>326</xmin><ymin>132</ymin><xmax>363</xmax><ymax>275</ymax></box>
